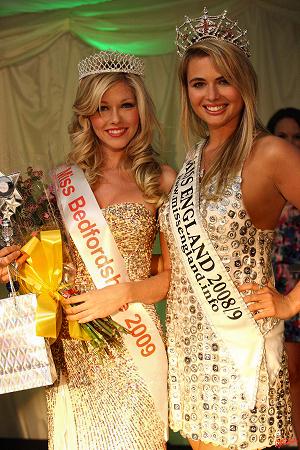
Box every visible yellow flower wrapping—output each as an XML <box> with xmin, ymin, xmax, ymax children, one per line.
<box><xmin>18</xmin><ymin>229</ymin><xmax>89</xmax><ymax>341</ymax></box>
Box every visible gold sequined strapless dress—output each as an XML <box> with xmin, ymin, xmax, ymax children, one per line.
<box><xmin>160</xmin><ymin>171</ymin><xmax>293</xmax><ymax>449</ymax></box>
<box><xmin>46</xmin><ymin>203</ymin><xmax>166</xmax><ymax>450</ymax></box>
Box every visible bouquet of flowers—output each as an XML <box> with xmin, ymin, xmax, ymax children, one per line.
<box><xmin>7</xmin><ymin>167</ymin><xmax>127</xmax><ymax>353</ymax></box>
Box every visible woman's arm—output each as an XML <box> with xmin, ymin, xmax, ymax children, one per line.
<box><xmin>64</xmin><ymin>231</ymin><xmax>171</xmax><ymax>323</ymax></box>
<box><xmin>65</xmin><ymin>164</ymin><xmax>177</xmax><ymax>323</ymax></box>
<box><xmin>240</xmin><ymin>136</ymin><xmax>300</xmax><ymax>319</ymax></box>
<box><xmin>151</xmin><ymin>254</ymin><xmax>164</xmax><ymax>275</ymax></box>
<box><xmin>242</xmin><ymin>136</ymin><xmax>300</xmax><ymax>229</ymax></box>
<box><xmin>240</xmin><ymin>281</ymin><xmax>300</xmax><ymax>320</ymax></box>
<box><xmin>0</xmin><ymin>245</ymin><xmax>21</xmax><ymax>283</ymax></box>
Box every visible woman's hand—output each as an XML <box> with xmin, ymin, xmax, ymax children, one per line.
<box><xmin>239</xmin><ymin>282</ymin><xmax>296</xmax><ymax>320</ymax></box>
<box><xmin>0</xmin><ymin>245</ymin><xmax>21</xmax><ymax>283</ymax></box>
<box><xmin>64</xmin><ymin>283</ymin><xmax>129</xmax><ymax>323</ymax></box>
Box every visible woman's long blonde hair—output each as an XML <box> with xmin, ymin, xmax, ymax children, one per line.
<box><xmin>68</xmin><ymin>72</ymin><xmax>164</xmax><ymax>205</ymax></box>
<box><xmin>179</xmin><ymin>39</ymin><xmax>266</xmax><ymax>199</ymax></box>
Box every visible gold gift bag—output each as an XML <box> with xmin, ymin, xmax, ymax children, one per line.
<box><xmin>0</xmin><ymin>293</ymin><xmax>57</xmax><ymax>394</ymax></box>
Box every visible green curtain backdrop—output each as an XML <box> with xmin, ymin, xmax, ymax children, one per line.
<box><xmin>0</xmin><ymin>0</ymin><xmax>299</xmax><ymax>445</ymax></box>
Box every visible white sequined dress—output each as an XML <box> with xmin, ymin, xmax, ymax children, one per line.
<box><xmin>46</xmin><ymin>203</ymin><xmax>166</xmax><ymax>450</ymax></box>
<box><xmin>159</xmin><ymin>165</ymin><xmax>293</xmax><ymax>449</ymax></box>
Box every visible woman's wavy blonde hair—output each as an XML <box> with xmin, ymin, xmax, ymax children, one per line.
<box><xmin>68</xmin><ymin>72</ymin><xmax>164</xmax><ymax>206</ymax></box>
<box><xmin>179</xmin><ymin>39</ymin><xmax>266</xmax><ymax>199</ymax></box>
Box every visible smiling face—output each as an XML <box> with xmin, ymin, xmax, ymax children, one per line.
<box><xmin>187</xmin><ymin>55</ymin><xmax>244</xmax><ymax>133</ymax></box>
<box><xmin>89</xmin><ymin>81</ymin><xmax>140</xmax><ymax>155</ymax></box>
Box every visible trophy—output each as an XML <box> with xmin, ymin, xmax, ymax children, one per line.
<box><xmin>0</xmin><ymin>171</ymin><xmax>22</xmax><ymax>293</ymax></box>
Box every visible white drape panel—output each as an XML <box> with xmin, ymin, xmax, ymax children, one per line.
<box><xmin>0</xmin><ymin>0</ymin><xmax>299</xmax><ymax>175</ymax></box>
<box><xmin>0</xmin><ymin>0</ymin><xmax>299</xmax><ymax>444</ymax></box>
<box><xmin>0</xmin><ymin>34</ymin><xmax>184</xmax><ymax>174</ymax></box>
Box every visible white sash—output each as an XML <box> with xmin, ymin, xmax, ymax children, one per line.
<box><xmin>169</xmin><ymin>147</ymin><xmax>282</xmax><ymax>410</ymax></box>
<box><xmin>53</xmin><ymin>164</ymin><xmax>168</xmax><ymax>435</ymax></box>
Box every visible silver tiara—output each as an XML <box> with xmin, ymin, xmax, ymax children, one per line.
<box><xmin>78</xmin><ymin>50</ymin><xmax>145</xmax><ymax>80</ymax></box>
<box><xmin>176</xmin><ymin>7</ymin><xmax>250</xmax><ymax>57</ymax></box>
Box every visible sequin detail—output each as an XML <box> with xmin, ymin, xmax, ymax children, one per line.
<box><xmin>47</xmin><ymin>203</ymin><xmax>166</xmax><ymax>450</ymax></box>
<box><xmin>160</xmin><ymin>174</ymin><xmax>293</xmax><ymax>449</ymax></box>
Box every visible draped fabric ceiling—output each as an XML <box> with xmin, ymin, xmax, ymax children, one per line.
<box><xmin>0</xmin><ymin>0</ymin><xmax>299</xmax><ymax>443</ymax></box>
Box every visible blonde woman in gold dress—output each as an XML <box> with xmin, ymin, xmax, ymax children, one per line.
<box><xmin>0</xmin><ymin>50</ymin><xmax>176</xmax><ymax>450</ymax></box>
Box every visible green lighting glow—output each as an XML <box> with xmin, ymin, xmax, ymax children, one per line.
<box><xmin>80</xmin><ymin>35</ymin><xmax>173</xmax><ymax>56</ymax></box>
<box><xmin>0</xmin><ymin>0</ymin><xmax>110</xmax><ymax>17</ymax></box>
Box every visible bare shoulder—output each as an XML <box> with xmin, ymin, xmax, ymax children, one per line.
<box><xmin>252</xmin><ymin>135</ymin><xmax>300</xmax><ymax>165</ymax></box>
<box><xmin>250</xmin><ymin>134</ymin><xmax>300</xmax><ymax>209</ymax></box>
<box><xmin>159</xmin><ymin>164</ymin><xmax>177</xmax><ymax>194</ymax></box>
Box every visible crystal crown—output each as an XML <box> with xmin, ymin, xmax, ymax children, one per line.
<box><xmin>78</xmin><ymin>50</ymin><xmax>145</xmax><ymax>80</ymax></box>
<box><xmin>176</xmin><ymin>7</ymin><xmax>250</xmax><ymax>57</ymax></box>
